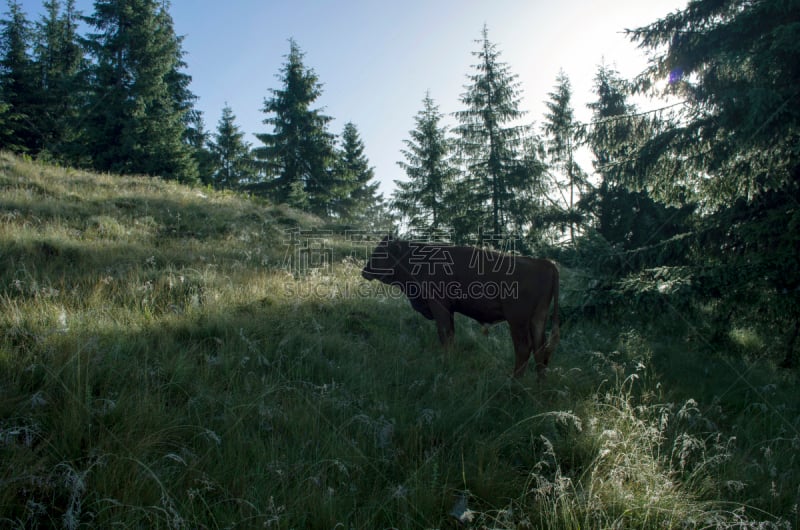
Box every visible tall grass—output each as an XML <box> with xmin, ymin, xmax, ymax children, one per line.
<box><xmin>1</xmin><ymin>152</ymin><xmax>798</xmax><ymax>528</ymax></box>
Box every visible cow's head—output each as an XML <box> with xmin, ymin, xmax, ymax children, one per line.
<box><xmin>362</xmin><ymin>235</ymin><xmax>405</xmax><ymax>282</ymax></box>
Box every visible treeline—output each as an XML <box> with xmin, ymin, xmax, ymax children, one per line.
<box><xmin>391</xmin><ymin>27</ymin><xmax>701</xmax><ymax>253</ymax></box>
<box><xmin>394</xmin><ymin>28</ymin><xmax>603</xmax><ymax>246</ymax></box>
<box><xmin>0</xmin><ymin>0</ymin><xmax>384</xmax><ymax>222</ymax></box>
<box><xmin>389</xmin><ymin>6</ymin><xmax>799</xmax><ymax>367</ymax></box>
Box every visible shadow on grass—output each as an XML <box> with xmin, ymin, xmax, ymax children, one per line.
<box><xmin>1</xmin><ymin>285</ymin><xmax>572</xmax><ymax>528</ymax></box>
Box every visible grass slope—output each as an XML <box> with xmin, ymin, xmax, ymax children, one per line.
<box><xmin>1</xmin><ymin>152</ymin><xmax>798</xmax><ymax>528</ymax></box>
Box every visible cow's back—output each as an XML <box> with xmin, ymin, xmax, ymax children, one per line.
<box><xmin>427</xmin><ymin>247</ymin><xmax>557</xmax><ymax>324</ymax></box>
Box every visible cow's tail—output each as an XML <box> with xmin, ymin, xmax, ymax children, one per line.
<box><xmin>545</xmin><ymin>264</ymin><xmax>560</xmax><ymax>355</ymax></box>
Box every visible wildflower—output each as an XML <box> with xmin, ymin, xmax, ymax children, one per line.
<box><xmin>450</xmin><ymin>493</ymin><xmax>475</xmax><ymax>524</ymax></box>
<box><xmin>391</xmin><ymin>484</ymin><xmax>408</xmax><ymax>499</ymax></box>
<box><xmin>58</xmin><ymin>309</ymin><xmax>68</xmax><ymax>332</ymax></box>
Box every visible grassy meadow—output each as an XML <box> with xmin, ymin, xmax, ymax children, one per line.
<box><xmin>1</xmin><ymin>152</ymin><xmax>798</xmax><ymax>528</ymax></box>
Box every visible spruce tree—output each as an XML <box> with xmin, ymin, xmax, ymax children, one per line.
<box><xmin>582</xmin><ymin>63</ymin><xmax>637</xmax><ymax>241</ymax></box>
<box><xmin>0</xmin><ymin>1</ymin><xmax>37</xmax><ymax>152</ymax></box>
<box><xmin>508</xmin><ymin>130</ymin><xmax>548</xmax><ymax>244</ymax></box>
<box><xmin>33</xmin><ymin>0</ymin><xmax>84</xmax><ymax>159</ymax></box>
<box><xmin>543</xmin><ymin>71</ymin><xmax>585</xmax><ymax>243</ymax></box>
<box><xmin>332</xmin><ymin>121</ymin><xmax>380</xmax><ymax>220</ymax></box>
<box><xmin>585</xmin><ymin>64</ymin><xmax>633</xmax><ymax>183</ymax></box>
<box><xmin>83</xmin><ymin>0</ymin><xmax>197</xmax><ymax>181</ymax></box>
<box><xmin>628</xmin><ymin>0</ymin><xmax>800</xmax><ymax>203</ymax></box>
<box><xmin>360</xmin><ymin>196</ymin><xmax>397</xmax><ymax>235</ymax></box>
<box><xmin>254</xmin><ymin>39</ymin><xmax>336</xmax><ymax>215</ymax></box>
<box><xmin>0</xmin><ymin>100</ymin><xmax>8</xmax><ymax>142</ymax></box>
<box><xmin>629</xmin><ymin>0</ymin><xmax>800</xmax><ymax>366</ymax></box>
<box><xmin>209</xmin><ymin>104</ymin><xmax>255</xmax><ymax>190</ymax></box>
<box><xmin>185</xmin><ymin>110</ymin><xmax>216</xmax><ymax>186</ymax></box>
<box><xmin>394</xmin><ymin>92</ymin><xmax>457</xmax><ymax>234</ymax></box>
<box><xmin>454</xmin><ymin>25</ymin><xmax>531</xmax><ymax>240</ymax></box>
<box><xmin>582</xmin><ymin>64</ymin><xmax>691</xmax><ymax>268</ymax></box>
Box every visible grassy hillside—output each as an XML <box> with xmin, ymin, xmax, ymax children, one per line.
<box><xmin>1</xmin><ymin>152</ymin><xmax>798</xmax><ymax>528</ymax></box>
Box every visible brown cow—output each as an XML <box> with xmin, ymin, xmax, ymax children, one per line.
<box><xmin>362</xmin><ymin>236</ymin><xmax>560</xmax><ymax>379</ymax></box>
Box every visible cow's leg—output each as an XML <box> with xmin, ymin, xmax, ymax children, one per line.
<box><xmin>531</xmin><ymin>317</ymin><xmax>548</xmax><ymax>380</ymax></box>
<box><xmin>430</xmin><ymin>301</ymin><xmax>454</xmax><ymax>347</ymax></box>
<box><xmin>510</xmin><ymin>320</ymin><xmax>532</xmax><ymax>378</ymax></box>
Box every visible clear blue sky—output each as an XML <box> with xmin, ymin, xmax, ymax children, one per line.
<box><xmin>18</xmin><ymin>0</ymin><xmax>686</xmax><ymax>196</ymax></box>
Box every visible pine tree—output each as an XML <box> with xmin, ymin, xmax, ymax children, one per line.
<box><xmin>332</xmin><ymin>121</ymin><xmax>380</xmax><ymax>220</ymax></box>
<box><xmin>360</xmin><ymin>196</ymin><xmax>397</xmax><ymax>235</ymax></box>
<box><xmin>254</xmin><ymin>39</ymin><xmax>337</xmax><ymax>215</ymax></box>
<box><xmin>629</xmin><ymin>0</ymin><xmax>800</xmax><ymax>366</ymax></box>
<box><xmin>508</xmin><ymin>130</ymin><xmax>548</xmax><ymax>244</ymax></box>
<box><xmin>33</xmin><ymin>0</ymin><xmax>84</xmax><ymax>159</ymax></box>
<box><xmin>0</xmin><ymin>100</ymin><xmax>8</xmax><ymax>141</ymax></box>
<box><xmin>582</xmin><ymin>63</ymin><xmax>692</xmax><ymax>267</ymax></box>
<box><xmin>582</xmin><ymin>63</ymin><xmax>638</xmax><ymax>241</ymax></box>
<box><xmin>0</xmin><ymin>1</ymin><xmax>37</xmax><ymax>152</ymax></box>
<box><xmin>209</xmin><ymin>104</ymin><xmax>255</xmax><ymax>190</ymax></box>
<box><xmin>543</xmin><ymin>71</ymin><xmax>585</xmax><ymax>243</ymax></box>
<box><xmin>185</xmin><ymin>110</ymin><xmax>216</xmax><ymax>186</ymax></box>
<box><xmin>394</xmin><ymin>92</ymin><xmax>457</xmax><ymax>234</ymax></box>
<box><xmin>454</xmin><ymin>25</ymin><xmax>531</xmax><ymax>240</ymax></box>
<box><xmin>585</xmin><ymin>64</ymin><xmax>633</xmax><ymax>183</ymax></box>
<box><xmin>628</xmin><ymin>0</ymin><xmax>800</xmax><ymax>203</ymax></box>
<box><xmin>83</xmin><ymin>0</ymin><xmax>197</xmax><ymax>181</ymax></box>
